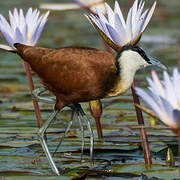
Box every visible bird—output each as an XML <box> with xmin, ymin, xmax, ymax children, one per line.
<box><xmin>13</xmin><ymin>43</ymin><xmax>166</xmax><ymax>175</ymax></box>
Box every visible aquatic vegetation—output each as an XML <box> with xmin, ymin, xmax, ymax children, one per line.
<box><xmin>0</xmin><ymin>8</ymin><xmax>49</xmax><ymax>50</ymax></box>
<box><xmin>87</xmin><ymin>0</ymin><xmax>156</xmax><ymax>50</ymax></box>
<box><xmin>136</xmin><ymin>69</ymin><xmax>180</xmax><ymax>130</ymax></box>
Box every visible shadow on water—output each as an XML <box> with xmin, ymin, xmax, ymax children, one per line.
<box><xmin>0</xmin><ymin>0</ymin><xmax>180</xmax><ymax>179</ymax></box>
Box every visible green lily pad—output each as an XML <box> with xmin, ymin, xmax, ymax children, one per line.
<box><xmin>0</xmin><ymin>140</ymin><xmax>39</xmax><ymax>148</ymax></box>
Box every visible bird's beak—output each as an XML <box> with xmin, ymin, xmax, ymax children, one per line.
<box><xmin>149</xmin><ymin>57</ymin><xmax>168</xmax><ymax>71</ymax></box>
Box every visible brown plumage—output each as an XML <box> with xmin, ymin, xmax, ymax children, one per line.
<box><xmin>15</xmin><ymin>44</ymin><xmax>119</xmax><ymax>110</ymax></box>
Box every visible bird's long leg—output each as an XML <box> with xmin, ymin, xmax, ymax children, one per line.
<box><xmin>68</xmin><ymin>104</ymin><xmax>85</xmax><ymax>159</ymax></box>
<box><xmin>77</xmin><ymin>104</ymin><xmax>94</xmax><ymax>163</ymax></box>
<box><xmin>38</xmin><ymin>110</ymin><xmax>60</xmax><ymax>176</ymax></box>
<box><xmin>32</xmin><ymin>86</ymin><xmax>56</xmax><ymax>104</ymax></box>
<box><xmin>52</xmin><ymin>111</ymin><xmax>74</xmax><ymax>157</ymax></box>
<box><xmin>75</xmin><ymin>110</ymin><xmax>85</xmax><ymax>161</ymax></box>
<box><xmin>32</xmin><ymin>89</ymin><xmax>80</xmax><ymax>160</ymax></box>
<box><xmin>32</xmin><ymin>86</ymin><xmax>56</xmax><ymax>142</ymax></box>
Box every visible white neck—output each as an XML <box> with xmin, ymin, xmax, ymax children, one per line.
<box><xmin>119</xmin><ymin>51</ymin><xmax>141</xmax><ymax>92</ymax></box>
<box><xmin>106</xmin><ymin>49</ymin><xmax>149</xmax><ymax>97</ymax></box>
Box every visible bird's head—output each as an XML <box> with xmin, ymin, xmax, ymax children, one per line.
<box><xmin>116</xmin><ymin>45</ymin><xmax>167</xmax><ymax>73</ymax></box>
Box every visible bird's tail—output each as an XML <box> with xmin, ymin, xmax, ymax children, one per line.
<box><xmin>14</xmin><ymin>43</ymin><xmax>26</xmax><ymax>53</ymax></box>
<box><xmin>13</xmin><ymin>43</ymin><xmax>45</xmax><ymax>66</ymax></box>
<box><xmin>13</xmin><ymin>43</ymin><xmax>32</xmax><ymax>62</ymax></box>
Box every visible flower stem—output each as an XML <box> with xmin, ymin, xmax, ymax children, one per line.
<box><xmin>128</xmin><ymin>0</ymin><xmax>151</xmax><ymax>165</ymax></box>
<box><xmin>131</xmin><ymin>81</ymin><xmax>152</xmax><ymax>165</ymax></box>
<box><xmin>23</xmin><ymin>61</ymin><xmax>43</xmax><ymax>128</ymax></box>
<box><xmin>178</xmin><ymin>130</ymin><xmax>180</xmax><ymax>177</ymax></box>
<box><xmin>178</xmin><ymin>43</ymin><xmax>180</xmax><ymax>66</ymax></box>
<box><xmin>130</xmin><ymin>0</ymin><xmax>134</xmax><ymax>6</ymax></box>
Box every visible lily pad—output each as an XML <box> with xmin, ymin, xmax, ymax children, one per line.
<box><xmin>0</xmin><ymin>140</ymin><xmax>39</xmax><ymax>148</ymax></box>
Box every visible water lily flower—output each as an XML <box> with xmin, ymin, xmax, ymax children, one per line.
<box><xmin>0</xmin><ymin>8</ymin><xmax>49</xmax><ymax>51</ymax></box>
<box><xmin>74</xmin><ymin>0</ymin><xmax>106</xmax><ymax>14</ymax></box>
<box><xmin>87</xmin><ymin>0</ymin><xmax>156</xmax><ymax>51</ymax></box>
<box><xmin>135</xmin><ymin>69</ymin><xmax>180</xmax><ymax>131</ymax></box>
<box><xmin>0</xmin><ymin>8</ymin><xmax>49</xmax><ymax>128</ymax></box>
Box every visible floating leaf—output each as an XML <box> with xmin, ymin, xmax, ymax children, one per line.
<box><xmin>0</xmin><ymin>140</ymin><xmax>39</xmax><ymax>148</ymax></box>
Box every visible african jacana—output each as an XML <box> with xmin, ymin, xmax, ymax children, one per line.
<box><xmin>14</xmin><ymin>43</ymin><xmax>166</xmax><ymax>175</ymax></box>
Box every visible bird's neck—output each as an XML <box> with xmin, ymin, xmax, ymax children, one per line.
<box><xmin>106</xmin><ymin>51</ymin><xmax>138</xmax><ymax>97</ymax></box>
<box><xmin>119</xmin><ymin>58</ymin><xmax>137</xmax><ymax>92</ymax></box>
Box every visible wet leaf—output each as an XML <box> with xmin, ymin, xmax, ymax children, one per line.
<box><xmin>9</xmin><ymin>102</ymin><xmax>53</xmax><ymax>111</ymax></box>
<box><xmin>0</xmin><ymin>140</ymin><xmax>39</xmax><ymax>148</ymax></box>
<box><xmin>144</xmin><ymin>168</ymin><xmax>179</xmax><ymax>180</ymax></box>
<box><xmin>0</xmin><ymin>84</ymin><xmax>27</xmax><ymax>93</ymax></box>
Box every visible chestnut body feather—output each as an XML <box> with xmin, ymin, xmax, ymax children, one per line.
<box><xmin>15</xmin><ymin>44</ymin><xmax>119</xmax><ymax>109</ymax></box>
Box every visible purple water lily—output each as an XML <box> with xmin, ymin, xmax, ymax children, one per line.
<box><xmin>0</xmin><ymin>8</ymin><xmax>49</xmax><ymax>50</ymax></box>
<box><xmin>136</xmin><ymin>69</ymin><xmax>180</xmax><ymax>129</ymax></box>
<box><xmin>87</xmin><ymin>0</ymin><xmax>156</xmax><ymax>49</ymax></box>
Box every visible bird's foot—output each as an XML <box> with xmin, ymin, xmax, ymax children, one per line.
<box><xmin>72</xmin><ymin>104</ymin><xmax>94</xmax><ymax>164</ymax></box>
<box><xmin>52</xmin><ymin>111</ymin><xmax>74</xmax><ymax>157</ymax></box>
<box><xmin>52</xmin><ymin>105</ymin><xmax>85</xmax><ymax>160</ymax></box>
<box><xmin>32</xmin><ymin>86</ymin><xmax>56</xmax><ymax>104</ymax></box>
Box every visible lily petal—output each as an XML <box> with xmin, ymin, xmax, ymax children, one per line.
<box><xmin>151</xmin><ymin>70</ymin><xmax>165</xmax><ymax>96</ymax></box>
<box><xmin>126</xmin><ymin>7</ymin><xmax>133</xmax><ymax>42</ymax></box>
<box><xmin>133</xmin><ymin>9</ymin><xmax>148</xmax><ymax>40</ymax></box>
<box><xmin>0</xmin><ymin>14</ymin><xmax>14</xmax><ymax>36</ymax></box>
<box><xmin>1</xmin><ymin>31</ymin><xmax>14</xmax><ymax>47</ymax></box>
<box><xmin>114</xmin><ymin>1</ymin><xmax>126</xmax><ymax>28</ymax></box>
<box><xmin>19</xmin><ymin>9</ymin><xmax>25</xmax><ymax>31</ymax></box>
<box><xmin>9</xmin><ymin>11</ymin><xmax>16</xmax><ymax>31</ymax></box>
<box><xmin>32</xmin><ymin>19</ymin><xmax>48</xmax><ymax>45</ymax></box>
<box><xmin>86</xmin><ymin>14</ymin><xmax>121</xmax><ymax>51</ymax></box>
<box><xmin>142</xmin><ymin>1</ymin><xmax>156</xmax><ymax>32</ymax></box>
<box><xmin>0</xmin><ymin>44</ymin><xmax>15</xmax><ymax>51</ymax></box>
<box><xmin>96</xmin><ymin>8</ymin><xmax>108</xmax><ymax>24</ymax></box>
<box><xmin>114</xmin><ymin>13</ymin><xmax>127</xmax><ymax>43</ymax></box>
<box><xmin>105</xmin><ymin>3</ymin><xmax>115</xmax><ymax>27</ymax></box>
<box><xmin>15</xmin><ymin>27</ymin><xmax>24</xmax><ymax>43</ymax></box>
<box><xmin>131</xmin><ymin>0</ymin><xmax>138</xmax><ymax>32</ymax></box>
<box><xmin>105</xmin><ymin>23</ymin><xmax>124</xmax><ymax>46</ymax></box>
